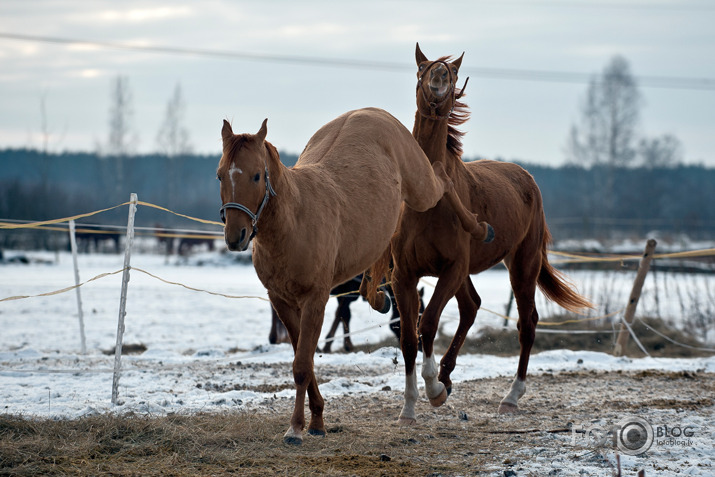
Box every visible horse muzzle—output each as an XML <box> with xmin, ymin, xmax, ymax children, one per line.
<box><xmin>225</xmin><ymin>226</ymin><xmax>250</xmax><ymax>252</ymax></box>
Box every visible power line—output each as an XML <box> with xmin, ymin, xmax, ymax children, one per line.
<box><xmin>1</xmin><ymin>32</ymin><xmax>714</xmax><ymax>91</ymax></box>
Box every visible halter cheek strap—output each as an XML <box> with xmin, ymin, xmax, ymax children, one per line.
<box><xmin>220</xmin><ymin>166</ymin><xmax>277</xmax><ymax>241</ymax></box>
<box><xmin>416</xmin><ymin>60</ymin><xmax>469</xmax><ymax>120</ymax></box>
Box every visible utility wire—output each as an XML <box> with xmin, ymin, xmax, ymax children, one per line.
<box><xmin>1</xmin><ymin>32</ymin><xmax>714</xmax><ymax>91</ymax></box>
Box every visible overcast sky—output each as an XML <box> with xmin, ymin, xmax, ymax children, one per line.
<box><xmin>1</xmin><ymin>0</ymin><xmax>713</xmax><ymax>166</ymax></box>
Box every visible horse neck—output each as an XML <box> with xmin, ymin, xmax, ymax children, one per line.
<box><xmin>412</xmin><ymin>111</ymin><xmax>457</xmax><ymax>173</ymax></box>
<box><xmin>256</xmin><ymin>144</ymin><xmax>296</xmax><ymax>238</ymax></box>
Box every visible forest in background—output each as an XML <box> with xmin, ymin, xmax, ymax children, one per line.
<box><xmin>1</xmin><ymin>147</ymin><xmax>713</xmax><ymax>250</ymax></box>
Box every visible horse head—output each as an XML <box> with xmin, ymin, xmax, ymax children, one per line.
<box><xmin>415</xmin><ymin>42</ymin><xmax>469</xmax><ymax>120</ymax></box>
<box><xmin>217</xmin><ymin>118</ymin><xmax>276</xmax><ymax>252</ymax></box>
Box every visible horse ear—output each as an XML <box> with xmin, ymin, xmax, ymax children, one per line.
<box><xmin>415</xmin><ymin>42</ymin><xmax>428</xmax><ymax>66</ymax></box>
<box><xmin>256</xmin><ymin>118</ymin><xmax>268</xmax><ymax>143</ymax></box>
<box><xmin>221</xmin><ymin>119</ymin><xmax>233</xmax><ymax>141</ymax></box>
<box><xmin>452</xmin><ymin>52</ymin><xmax>464</xmax><ymax>71</ymax></box>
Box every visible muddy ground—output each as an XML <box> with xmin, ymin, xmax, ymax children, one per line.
<box><xmin>2</xmin><ymin>367</ymin><xmax>712</xmax><ymax>476</ymax></box>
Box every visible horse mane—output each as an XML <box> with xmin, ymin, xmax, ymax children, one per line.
<box><xmin>223</xmin><ymin>133</ymin><xmax>281</xmax><ymax>176</ymax></box>
<box><xmin>436</xmin><ymin>55</ymin><xmax>470</xmax><ymax>158</ymax></box>
<box><xmin>224</xmin><ymin>134</ymin><xmax>250</xmax><ymax>160</ymax></box>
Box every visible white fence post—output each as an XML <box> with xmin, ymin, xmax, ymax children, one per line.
<box><xmin>112</xmin><ymin>193</ymin><xmax>138</xmax><ymax>405</ymax></box>
<box><xmin>68</xmin><ymin>220</ymin><xmax>87</xmax><ymax>355</ymax></box>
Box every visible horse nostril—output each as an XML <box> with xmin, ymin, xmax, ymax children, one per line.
<box><xmin>239</xmin><ymin>227</ymin><xmax>247</xmax><ymax>244</ymax></box>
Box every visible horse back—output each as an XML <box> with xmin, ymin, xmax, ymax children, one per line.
<box><xmin>462</xmin><ymin>159</ymin><xmax>546</xmax><ymax>271</ymax></box>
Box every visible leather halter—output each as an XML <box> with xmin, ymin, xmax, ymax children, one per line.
<box><xmin>219</xmin><ymin>165</ymin><xmax>276</xmax><ymax>241</ymax></box>
<box><xmin>416</xmin><ymin>60</ymin><xmax>469</xmax><ymax>121</ymax></box>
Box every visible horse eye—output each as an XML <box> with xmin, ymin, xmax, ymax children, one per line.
<box><xmin>217</xmin><ymin>174</ymin><xmax>222</xmax><ymax>182</ymax></box>
<box><xmin>452</xmin><ymin>67</ymin><xmax>458</xmax><ymax>75</ymax></box>
<box><xmin>253</xmin><ymin>173</ymin><xmax>261</xmax><ymax>182</ymax></box>
<box><xmin>419</xmin><ymin>64</ymin><xmax>425</xmax><ymax>72</ymax></box>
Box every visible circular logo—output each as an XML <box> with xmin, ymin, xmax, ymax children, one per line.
<box><xmin>616</xmin><ymin>416</ymin><xmax>654</xmax><ymax>455</ymax></box>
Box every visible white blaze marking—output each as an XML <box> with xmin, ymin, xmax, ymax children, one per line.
<box><xmin>228</xmin><ymin>164</ymin><xmax>243</xmax><ymax>193</ymax></box>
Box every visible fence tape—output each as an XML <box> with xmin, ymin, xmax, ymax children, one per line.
<box><xmin>136</xmin><ymin>201</ymin><xmax>223</xmax><ymax>226</ymax></box>
<box><xmin>0</xmin><ymin>203</ymin><xmax>130</xmax><ymax>230</ymax></box>
<box><xmin>0</xmin><ymin>269</ymin><xmax>126</xmax><ymax>302</ymax></box>
<box><xmin>635</xmin><ymin>317</ymin><xmax>715</xmax><ymax>352</ymax></box>
<box><xmin>2</xmin><ymin>203</ymin><xmax>715</xmax><ymax>352</ymax></box>
<box><xmin>618</xmin><ymin>315</ymin><xmax>651</xmax><ymax>357</ymax></box>
<box><xmin>130</xmin><ymin>267</ymin><xmax>269</xmax><ymax>301</ymax></box>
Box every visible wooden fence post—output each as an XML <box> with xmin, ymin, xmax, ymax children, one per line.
<box><xmin>112</xmin><ymin>193</ymin><xmax>138</xmax><ymax>405</ymax></box>
<box><xmin>68</xmin><ymin>220</ymin><xmax>87</xmax><ymax>355</ymax></box>
<box><xmin>613</xmin><ymin>239</ymin><xmax>657</xmax><ymax>357</ymax></box>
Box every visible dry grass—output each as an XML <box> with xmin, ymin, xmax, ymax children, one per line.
<box><xmin>348</xmin><ymin>316</ymin><xmax>711</xmax><ymax>359</ymax></box>
<box><xmin>449</xmin><ymin>316</ymin><xmax>712</xmax><ymax>358</ymax></box>
<box><xmin>2</xmin><ymin>370</ymin><xmax>713</xmax><ymax>476</ymax></box>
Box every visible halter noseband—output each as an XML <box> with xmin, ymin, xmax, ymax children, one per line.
<box><xmin>416</xmin><ymin>60</ymin><xmax>469</xmax><ymax>121</ymax></box>
<box><xmin>219</xmin><ymin>165</ymin><xmax>276</xmax><ymax>241</ymax></box>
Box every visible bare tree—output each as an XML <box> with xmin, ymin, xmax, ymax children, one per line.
<box><xmin>102</xmin><ymin>75</ymin><xmax>138</xmax><ymax>197</ymax></box>
<box><xmin>156</xmin><ymin>83</ymin><xmax>193</xmax><ymax>157</ymax></box>
<box><xmin>566</xmin><ymin>56</ymin><xmax>642</xmax><ymax>220</ymax></box>
<box><xmin>156</xmin><ymin>83</ymin><xmax>193</xmax><ymax>209</ymax></box>
<box><xmin>37</xmin><ymin>90</ymin><xmax>66</xmax><ymax>187</ymax></box>
<box><xmin>566</xmin><ymin>55</ymin><xmax>641</xmax><ymax>168</ymax></box>
<box><xmin>638</xmin><ymin>134</ymin><xmax>683</xmax><ymax>169</ymax></box>
<box><xmin>107</xmin><ymin>75</ymin><xmax>138</xmax><ymax>158</ymax></box>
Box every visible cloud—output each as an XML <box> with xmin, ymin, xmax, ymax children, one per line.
<box><xmin>80</xmin><ymin>6</ymin><xmax>194</xmax><ymax>24</ymax></box>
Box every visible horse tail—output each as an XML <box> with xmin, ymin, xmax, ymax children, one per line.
<box><xmin>360</xmin><ymin>244</ymin><xmax>393</xmax><ymax>314</ymax></box>
<box><xmin>537</xmin><ymin>226</ymin><xmax>594</xmax><ymax>313</ymax></box>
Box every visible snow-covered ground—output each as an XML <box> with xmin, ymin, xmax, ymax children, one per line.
<box><xmin>1</xmin><ymin>250</ymin><xmax>713</xmax><ymax>475</ymax></box>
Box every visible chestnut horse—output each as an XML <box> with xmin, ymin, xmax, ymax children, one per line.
<box><xmin>217</xmin><ymin>107</ymin><xmax>492</xmax><ymax>444</ymax></box>
<box><xmin>366</xmin><ymin>45</ymin><xmax>592</xmax><ymax>425</ymax></box>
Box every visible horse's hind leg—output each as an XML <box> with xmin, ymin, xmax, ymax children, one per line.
<box><xmin>322</xmin><ymin>308</ymin><xmax>342</xmax><ymax>353</ymax></box>
<box><xmin>269</xmin><ymin>307</ymin><xmax>290</xmax><ymax>345</ymax></box>
<box><xmin>499</xmin><ymin>251</ymin><xmax>540</xmax><ymax>414</ymax></box>
<box><xmin>439</xmin><ymin>278</ymin><xmax>480</xmax><ymax>396</ymax></box>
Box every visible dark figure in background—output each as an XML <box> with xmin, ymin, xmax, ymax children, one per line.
<box><xmin>73</xmin><ymin>226</ymin><xmax>121</xmax><ymax>253</ymax></box>
<box><xmin>269</xmin><ymin>274</ymin><xmax>425</xmax><ymax>352</ymax></box>
<box><xmin>155</xmin><ymin>224</ymin><xmax>175</xmax><ymax>256</ymax></box>
<box><xmin>178</xmin><ymin>235</ymin><xmax>216</xmax><ymax>256</ymax></box>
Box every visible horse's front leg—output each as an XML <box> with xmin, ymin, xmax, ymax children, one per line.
<box><xmin>439</xmin><ymin>278</ymin><xmax>480</xmax><ymax>396</ymax></box>
<box><xmin>392</xmin><ymin>271</ymin><xmax>421</xmax><ymax>426</ymax></box>
<box><xmin>419</xmin><ymin>265</ymin><xmax>466</xmax><ymax>407</ymax></box>
<box><xmin>432</xmin><ymin>162</ymin><xmax>494</xmax><ymax>242</ymax></box>
<box><xmin>286</xmin><ymin>292</ymin><xmax>329</xmax><ymax>444</ymax></box>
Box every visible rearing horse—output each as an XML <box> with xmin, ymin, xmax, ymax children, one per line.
<box><xmin>367</xmin><ymin>45</ymin><xmax>592</xmax><ymax>425</ymax></box>
<box><xmin>217</xmin><ymin>107</ymin><xmax>491</xmax><ymax>444</ymax></box>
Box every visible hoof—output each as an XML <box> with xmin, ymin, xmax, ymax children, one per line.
<box><xmin>428</xmin><ymin>387</ymin><xmax>448</xmax><ymax>407</ymax></box>
<box><xmin>283</xmin><ymin>428</ymin><xmax>303</xmax><ymax>445</ymax></box>
<box><xmin>377</xmin><ymin>291</ymin><xmax>391</xmax><ymax>314</ymax></box>
<box><xmin>283</xmin><ymin>435</ymin><xmax>303</xmax><ymax>445</ymax></box>
<box><xmin>497</xmin><ymin>402</ymin><xmax>519</xmax><ymax>414</ymax></box>
<box><xmin>398</xmin><ymin>417</ymin><xmax>417</xmax><ymax>426</ymax></box>
<box><xmin>483</xmin><ymin>224</ymin><xmax>495</xmax><ymax>243</ymax></box>
<box><xmin>308</xmin><ymin>428</ymin><xmax>326</xmax><ymax>437</ymax></box>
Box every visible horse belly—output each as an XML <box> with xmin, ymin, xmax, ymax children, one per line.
<box><xmin>332</xmin><ymin>188</ymin><xmax>401</xmax><ymax>285</ymax></box>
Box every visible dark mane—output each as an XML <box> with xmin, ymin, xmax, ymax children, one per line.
<box><xmin>436</xmin><ymin>56</ymin><xmax>470</xmax><ymax>158</ymax></box>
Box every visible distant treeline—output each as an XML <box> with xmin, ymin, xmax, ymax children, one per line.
<box><xmin>1</xmin><ymin>148</ymin><xmax>713</xmax><ymax>248</ymax></box>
